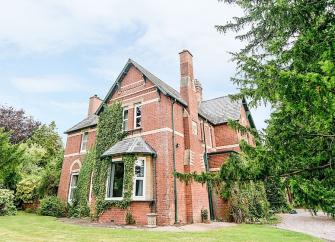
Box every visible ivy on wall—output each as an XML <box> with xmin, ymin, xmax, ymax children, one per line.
<box><xmin>71</xmin><ymin>148</ymin><xmax>96</xmax><ymax>217</ymax></box>
<box><xmin>72</xmin><ymin>102</ymin><xmax>137</xmax><ymax>217</ymax></box>
<box><xmin>95</xmin><ymin>154</ymin><xmax>136</xmax><ymax>215</ymax></box>
<box><xmin>93</xmin><ymin>102</ymin><xmax>129</xmax><ymax>216</ymax></box>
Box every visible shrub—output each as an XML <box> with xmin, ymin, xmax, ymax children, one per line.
<box><xmin>68</xmin><ymin>203</ymin><xmax>90</xmax><ymax>218</ymax></box>
<box><xmin>201</xmin><ymin>208</ymin><xmax>209</xmax><ymax>223</ymax></box>
<box><xmin>16</xmin><ymin>175</ymin><xmax>41</xmax><ymax>203</ymax></box>
<box><xmin>0</xmin><ymin>189</ymin><xmax>16</xmax><ymax>216</ymax></box>
<box><xmin>38</xmin><ymin>196</ymin><xmax>67</xmax><ymax>217</ymax></box>
<box><xmin>125</xmin><ymin>211</ymin><xmax>136</xmax><ymax>225</ymax></box>
<box><xmin>229</xmin><ymin>181</ymin><xmax>270</xmax><ymax>223</ymax></box>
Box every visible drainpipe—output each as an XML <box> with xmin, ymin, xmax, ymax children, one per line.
<box><xmin>202</xmin><ymin>120</ymin><xmax>214</xmax><ymax>220</ymax></box>
<box><xmin>171</xmin><ymin>99</ymin><xmax>178</xmax><ymax>224</ymax></box>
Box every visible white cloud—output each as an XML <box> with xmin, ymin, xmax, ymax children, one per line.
<box><xmin>0</xmin><ymin>0</ymin><xmax>270</xmax><ymax>128</ymax></box>
<box><xmin>11</xmin><ymin>76</ymin><xmax>85</xmax><ymax>93</ymax></box>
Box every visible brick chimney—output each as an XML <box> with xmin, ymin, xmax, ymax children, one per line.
<box><xmin>194</xmin><ymin>79</ymin><xmax>202</xmax><ymax>106</ymax></box>
<box><xmin>88</xmin><ymin>94</ymin><xmax>102</xmax><ymax>116</ymax></box>
<box><xmin>179</xmin><ymin>50</ymin><xmax>198</xmax><ymax>113</ymax></box>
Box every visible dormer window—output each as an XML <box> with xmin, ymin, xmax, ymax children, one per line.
<box><xmin>134</xmin><ymin>103</ymin><xmax>142</xmax><ymax>128</ymax></box>
<box><xmin>80</xmin><ymin>132</ymin><xmax>89</xmax><ymax>152</ymax></box>
<box><xmin>123</xmin><ymin>108</ymin><xmax>129</xmax><ymax>131</ymax></box>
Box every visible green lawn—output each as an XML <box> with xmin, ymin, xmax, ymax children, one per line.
<box><xmin>0</xmin><ymin>212</ymin><xmax>321</xmax><ymax>242</ymax></box>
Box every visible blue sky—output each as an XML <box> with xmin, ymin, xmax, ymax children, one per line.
<box><xmin>0</xmin><ymin>0</ymin><xmax>271</xmax><ymax>143</ymax></box>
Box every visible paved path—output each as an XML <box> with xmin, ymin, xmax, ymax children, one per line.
<box><xmin>275</xmin><ymin>209</ymin><xmax>335</xmax><ymax>241</ymax></box>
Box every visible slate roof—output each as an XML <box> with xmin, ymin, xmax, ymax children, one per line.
<box><xmin>102</xmin><ymin>136</ymin><xmax>156</xmax><ymax>157</ymax></box>
<box><xmin>130</xmin><ymin>59</ymin><xmax>188</xmax><ymax>106</ymax></box>
<box><xmin>64</xmin><ymin>59</ymin><xmax>243</xmax><ymax>134</ymax></box>
<box><xmin>199</xmin><ymin>96</ymin><xmax>241</xmax><ymax>125</ymax></box>
<box><xmin>65</xmin><ymin>114</ymin><xmax>98</xmax><ymax>134</ymax></box>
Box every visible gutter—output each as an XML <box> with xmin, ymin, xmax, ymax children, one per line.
<box><xmin>202</xmin><ymin>120</ymin><xmax>214</xmax><ymax>221</ymax></box>
<box><xmin>171</xmin><ymin>99</ymin><xmax>178</xmax><ymax>224</ymax></box>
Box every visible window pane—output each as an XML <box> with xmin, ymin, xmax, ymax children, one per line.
<box><xmin>72</xmin><ymin>174</ymin><xmax>79</xmax><ymax>187</ymax></box>
<box><xmin>123</xmin><ymin>120</ymin><xmax>128</xmax><ymax>131</ymax></box>
<box><xmin>135</xmin><ymin>180</ymin><xmax>143</xmax><ymax>197</ymax></box>
<box><xmin>112</xmin><ymin>163</ymin><xmax>124</xmax><ymax>197</ymax></box>
<box><xmin>107</xmin><ymin>164</ymin><xmax>113</xmax><ymax>198</ymax></box>
<box><xmin>81</xmin><ymin>133</ymin><xmax>88</xmax><ymax>151</ymax></box>
<box><xmin>136</xmin><ymin>117</ymin><xmax>141</xmax><ymax>128</ymax></box>
<box><xmin>135</xmin><ymin>160</ymin><xmax>144</xmax><ymax>177</ymax></box>
<box><xmin>123</xmin><ymin>109</ymin><xmax>128</xmax><ymax>119</ymax></box>
<box><xmin>136</xmin><ymin>105</ymin><xmax>141</xmax><ymax>116</ymax></box>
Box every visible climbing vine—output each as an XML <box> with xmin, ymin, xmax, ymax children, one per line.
<box><xmin>71</xmin><ymin>148</ymin><xmax>96</xmax><ymax>217</ymax></box>
<box><xmin>95</xmin><ymin>154</ymin><xmax>136</xmax><ymax>215</ymax></box>
<box><xmin>91</xmin><ymin>102</ymin><xmax>136</xmax><ymax>216</ymax></box>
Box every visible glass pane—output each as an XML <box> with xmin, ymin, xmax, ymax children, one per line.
<box><xmin>136</xmin><ymin>117</ymin><xmax>141</xmax><ymax>127</ymax></box>
<box><xmin>123</xmin><ymin>120</ymin><xmax>128</xmax><ymax>131</ymax></box>
<box><xmin>72</xmin><ymin>174</ymin><xmax>78</xmax><ymax>187</ymax></box>
<box><xmin>70</xmin><ymin>188</ymin><xmax>75</xmax><ymax>201</ymax></box>
<box><xmin>107</xmin><ymin>165</ymin><xmax>113</xmax><ymax>198</ymax></box>
<box><xmin>123</xmin><ymin>109</ymin><xmax>128</xmax><ymax>119</ymax></box>
<box><xmin>135</xmin><ymin>160</ymin><xmax>144</xmax><ymax>177</ymax></box>
<box><xmin>135</xmin><ymin>180</ymin><xmax>143</xmax><ymax>197</ymax></box>
<box><xmin>112</xmin><ymin>163</ymin><xmax>124</xmax><ymax>197</ymax></box>
<box><xmin>136</xmin><ymin>105</ymin><xmax>141</xmax><ymax>116</ymax></box>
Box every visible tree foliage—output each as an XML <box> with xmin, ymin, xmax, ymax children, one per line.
<box><xmin>0</xmin><ymin>129</ymin><xmax>25</xmax><ymax>190</ymax></box>
<box><xmin>217</xmin><ymin>0</ymin><xmax>335</xmax><ymax>214</ymax></box>
<box><xmin>0</xmin><ymin>105</ymin><xmax>40</xmax><ymax>144</ymax></box>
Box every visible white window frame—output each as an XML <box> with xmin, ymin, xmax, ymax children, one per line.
<box><xmin>88</xmin><ymin>171</ymin><xmax>93</xmax><ymax>203</ymax></box>
<box><xmin>122</xmin><ymin>108</ymin><xmax>129</xmax><ymax>131</ymax></box>
<box><xmin>134</xmin><ymin>103</ymin><xmax>142</xmax><ymax>129</ymax></box>
<box><xmin>80</xmin><ymin>132</ymin><xmax>89</xmax><ymax>152</ymax></box>
<box><xmin>68</xmin><ymin>172</ymin><xmax>79</xmax><ymax>204</ymax></box>
<box><xmin>105</xmin><ymin>161</ymin><xmax>125</xmax><ymax>201</ymax></box>
<box><xmin>133</xmin><ymin>157</ymin><xmax>146</xmax><ymax>200</ymax></box>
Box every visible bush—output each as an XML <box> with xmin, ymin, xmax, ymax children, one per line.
<box><xmin>16</xmin><ymin>175</ymin><xmax>41</xmax><ymax>203</ymax></box>
<box><xmin>38</xmin><ymin>196</ymin><xmax>67</xmax><ymax>217</ymax></box>
<box><xmin>201</xmin><ymin>208</ymin><xmax>209</xmax><ymax>223</ymax></box>
<box><xmin>68</xmin><ymin>203</ymin><xmax>90</xmax><ymax>218</ymax></box>
<box><xmin>125</xmin><ymin>211</ymin><xmax>136</xmax><ymax>225</ymax></box>
<box><xmin>229</xmin><ymin>181</ymin><xmax>270</xmax><ymax>223</ymax></box>
<box><xmin>0</xmin><ymin>189</ymin><xmax>16</xmax><ymax>216</ymax></box>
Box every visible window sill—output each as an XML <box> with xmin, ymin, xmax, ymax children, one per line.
<box><xmin>105</xmin><ymin>197</ymin><xmax>123</xmax><ymax>201</ymax></box>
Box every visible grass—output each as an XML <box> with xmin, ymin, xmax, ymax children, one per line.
<box><xmin>0</xmin><ymin>212</ymin><xmax>321</xmax><ymax>242</ymax></box>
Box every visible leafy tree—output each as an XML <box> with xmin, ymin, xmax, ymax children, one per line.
<box><xmin>0</xmin><ymin>129</ymin><xmax>25</xmax><ymax>190</ymax></box>
<box><xmin>22</xmin><ymin>122</ymin><xmax>64</xmax><ymax>198</ymax></box>
<box><xmin>216</xmin><ymin>0</ymin><xmax>335</xmax><ymax>214</ymax></box>
<box><xmin>0</xmin><ymin>106</ymin><xmax>40</xmax><ymax>144</ymax></box>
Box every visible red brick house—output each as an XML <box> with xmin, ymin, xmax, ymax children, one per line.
<box><xmin>57</xmin><ymin>50</ymin><xmax>255</xmax><ymax>225</ymax></box>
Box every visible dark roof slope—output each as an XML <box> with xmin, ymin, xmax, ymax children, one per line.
<box><xmin>130</xmin><ymin>59</ymin><xmax>187</xmax><ymax>106</ymax></box>
<box><xmin>65</xmin><ymin>114</ymin><xmax>98</xmax><ymax>134</ymax></box>
<box><xmin>102</xmin><ymin>136</ymin><xmax>156</xmax><ymax>157</ymax></box>
<box><xmin>95</xmin><ymin>59</ymin><xmax>187</xmax><ymax>115</ymax></box>
<box><xmin>199</xmin><ymin>96</ymin><xmax>241</xmax><ymax>125</ymax></box>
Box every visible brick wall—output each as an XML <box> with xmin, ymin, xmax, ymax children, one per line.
<box><xmin>99</xmin><ymin>201</ymin><xmax>152</xmax><ymax>225</ymax></box>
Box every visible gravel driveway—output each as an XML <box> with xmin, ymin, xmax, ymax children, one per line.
<box><xmin>275</xmin><ymin>209</ymin><xmax>335</xmax><ymax>241</ymax></box>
